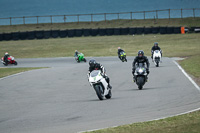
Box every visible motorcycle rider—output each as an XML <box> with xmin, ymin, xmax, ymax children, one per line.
<box><xmin>132</xmin><ymin>50</ymin><xmax>150</xmax><ymax>82</ymax></box>
<box><xmin>151</xmin><ymin>42</ymin><xmax>162</xmax><ymax>59</ymax></box>
<box><xmin>117</xmin><ymin>47</ymin><xmax>125</xmax><ymax>60</ymax></box>
<box><xmin>4</xmin><ymin>52</ymin><xmax>10</xmax><ymax>64</ymax></box>
<box><xmin>88</xmin><ymin>59</ymin><xmax>112</xmax><ymax>89</ymax></box>
<box><xmin>74</xmin><ymin>50</ymin><xmax>80</xmax><ymax>61</ymax></box>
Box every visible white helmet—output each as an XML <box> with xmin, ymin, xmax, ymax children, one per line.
<box><xmin>5</xmin><ymin>52</ymin><xmax>8</xmax><ymax>55</ymax></box>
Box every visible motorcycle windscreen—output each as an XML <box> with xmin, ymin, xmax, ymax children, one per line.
<box><xmin>90</xmin><ymin>70</ymin><xmax>100</xmax><ymax>77</ymax></box>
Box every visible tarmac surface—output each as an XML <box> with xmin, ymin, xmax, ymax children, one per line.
<box><xmin>0</xmin><ymin>57</ymin><xmax>200</xmax><ymax>133</ymax></box>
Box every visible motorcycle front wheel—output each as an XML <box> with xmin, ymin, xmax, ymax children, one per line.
<box><xmin>105</xmin><ymin>90</ymin><xmax>112</xmax><ymax>99</ymax></box>
<box><xmin>94</xmin><ymin>85</ymin><xmax>104</xmax><ymax>100</ymax></box>
<box><xmin>137</xmin><ymin>76</ymin><xmax>145</xmax><ymax>90</ymax></box>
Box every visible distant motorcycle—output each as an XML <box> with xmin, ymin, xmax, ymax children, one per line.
<box><xmin>134</xmin><ymin>63</ymin><xmax>147</xmax><ymax>90</ymax></box>
<box><xmin>1</xmin><ymin>56</ymin><xmax>18</xmax><ymax>66</ymax></box>
<box><xmin>75</xmin><ymin>53</ymin><xmax>86</xmax><ymax>63</ymax></box>
<box><xmin>152</xmin><ymin>50</ymin><xmax>162</xmax><ymax>67</ymax></box>
<box><xmin>88</xmin><ymin>70</ymin><xmax>112</xmax><ymax>100</ymax></box>
<box><xmin>119</xmin><ymin>51</ymin><xmax>127</xmax><ymax>62</ymax></box>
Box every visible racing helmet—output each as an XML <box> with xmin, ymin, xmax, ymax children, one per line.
<box><xmin>138</xmin><ymin>50</ymin><xmax>144</xmax><ymax>58</ymax></box>
<box><xmin>89</xmin><ymin>59</ymin><xmax>97</xmax><ymax>68</ymax></box>
<box><xmin>118</xmin><ymin>47</ymin><xmax>121</xmax><ymax>49</ymax></box>
<box><xmin>154</xmin><ymin>42</ymin><xmax>158</xmax><ymax>47</ymax></box>
<box><xmin>5</xmin><ymin>52</ymin><xmax>8</xmax><ymax>55</ymax></box>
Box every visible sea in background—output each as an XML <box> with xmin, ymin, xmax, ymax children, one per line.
<box><xmin>0</xmin><ymin>0</ymin><xmax>200</xmax><ymax>25</ymax></box>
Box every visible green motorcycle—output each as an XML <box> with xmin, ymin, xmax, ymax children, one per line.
<box><xmin>75</xmin><ymin>53</ymin><xmax>86</xmax><ymax>63</ymax></box>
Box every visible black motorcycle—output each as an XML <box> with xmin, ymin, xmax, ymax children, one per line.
<box><xmin>133</xmin><ymin>63</ymin><xmax>148</xmax><ymax>90</ymax></box>
<box><xmin>119</xmin><ymin>51</ymin><xmax>127</xmax><ymax>62</ymax></box>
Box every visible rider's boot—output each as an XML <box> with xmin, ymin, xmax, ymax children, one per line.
<box><xmin>108</xmin><ymin>84</ymin><xmax>112</xmax><ymax>89</ymax></box>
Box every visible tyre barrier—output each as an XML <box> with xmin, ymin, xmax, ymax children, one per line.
<box><xmin>75</xmin><ymin>29</ymin><xmax>83</xmax><ymax>37</ymax></box>
<box><xmin>44</xmin><ymin>31</ymin><xmax>51</xmax><ymax>39</ymax></box>
<box><xmin>159</xmin><ymin>27</ymin><xmax>167</xmax><ymax>34</ymax></box>
<box><xmin>35</xmin><ymin>31</ymin><xmax>44</xmax><ymax>39</ymax></box>
<box><xmin>3</xmin><ymin>33</ymin><xmax>12</xmax><ymax>41</ymax></box>
<box><xmin>1</xmin><ymin>27</ymin><xmax>199</xmax><ymax>41</ymax></box>
<box><xmin>144</xmin><ymin>27</ymin><xmax>152</xmax><ymax>34</ymax></box>
<box><xmin>27</xmin><ymin>31</ymin><xmax>35</xmax><ymax>40</ymax></box>
<box><xmin>174</xmin><ymin>27</ymin><xmax>181</xmax><ymax>34</ymax></box>
<box><xmin>99</xmin><ymin>29</ymin><xmax>106</xmax><ymax>36</ymax></box>
<box><xmin>12</xmin><ymin>32</ymin><xmax>20</xmax><ymax>40</ymax></box>
<box><xmin>83</xmin><ymin>29</ymin><xmax>91</xmax><ymax>36</ymax></box>
<box><xmin>19</xmin><ymin>32</ymin><xmax>28</xmax><ymax>40</ymax></box>
<box><xmin>136</xmin><ymin>27</ymin><xmax>144</xmax><ymax>34</ymax></box>
<box><xmin>152</xmin><ymin>27</ymin><xmax>159</xmax><ymax>34</ymax></box>
<box><xmin>91</xmin><ymin>29</ymin><xmax>99</xmax><ymax>36</ymax></box>
<box><xmin>166</xmin><ymin>27</ymin><xmax>174</xmax><ymax>34</ymax></box>
<box><xmin>51</xmin><ymin>30</ymin><xmax>59</xmax><ymax>38</ymax></box>
<box><xmin>106</xmin><ymin>28</ymin><xmax>114</xmax><ymax>36</ymax></box>
<box><xmin>121</xmin><ymin>28</ymin><xmax>129</xmax><ymax>35</ymax></box>
<box><xmin>0</xmin><ymin>34</ymin><xmax>3</xmax><ymax>41</ymax></box>
<box><xmin>114</xmin><ymin>28</ymin><xmax>121</xmax><ymax>35</ymax></box>
<box><xmin>59</xmin><ymin>30</ymin><xmax>68</xmax><ymax>38</ymax></box>
<box><xmin>129</xmin><ymin>28</ymin><xmax>137</xmax><ymax>35</ymax></box>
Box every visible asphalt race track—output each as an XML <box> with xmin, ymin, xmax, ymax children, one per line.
<box><xmin>0</xmin><ymin>57</ymin><xmax>200</xmax><ymax>133</ymax></box>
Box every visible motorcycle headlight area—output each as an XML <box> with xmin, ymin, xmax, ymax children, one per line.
<box><xmin>138</xmin><ymin>69</ymin><xmax>143</xmax><ymax>73</ymax></box>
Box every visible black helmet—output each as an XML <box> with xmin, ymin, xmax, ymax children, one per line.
<box><xmin>138</xmin><ymin>50</ymin><xmax>144</xmax><ymax>58</ymax></box>
<box><xmin>89</xmin><ymin>59</ymin><xmax>97</xmax><ymax>67</ymax></box>
<box><xmin>154</xmin><ymin>42</ymin><xmax>158</xmax><ymax>47</ymax></box>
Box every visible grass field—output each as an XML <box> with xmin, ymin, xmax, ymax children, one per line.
<box><xmin>0</xmin><ymin>18</ymin><xmax>200</xmax><ymax>33</ymax></box>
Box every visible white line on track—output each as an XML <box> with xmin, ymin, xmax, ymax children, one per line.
<box><xmin>0</xmin><ymin>72</ymin><xmax>25</xmax><ymax>81</ymax></box>
<box><xmin>173</xmin><ymin>60</ymin><xmax>200</xmax><ymax>92</ymax></box>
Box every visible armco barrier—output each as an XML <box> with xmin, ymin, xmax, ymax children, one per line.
<box><xmin>160</xmin><ymin>27</ymin><xmax>167</xmax><ymax>34</ymax></box>
<box><xmin>20</xmin><ymin>32</ymin><xmax>28</xmax><ymax>40</ymax></box>
<box><xmin>166</xmin><ymin>27</ymin><xmax>174</xmax><ymax>34</ymax></box>
<box><xmin>91</xmin><ymin>29</ymin><xmax>99</xmax><ymax>36</ymax></box>
<box><xmin>106</xmin><ymin>28</ymin><xmax>114</xmax><ymax>36</ymax></box>
<box><xmin>174</xmin><ymin>27</ymin><xmax>181</xmax><ymax>34</ymax></box>
<box><xmin>99</xmin><ymin>29</ymin><xmax>106</xmax><ymax>36</ymax></box>
<box><xmin>59</xmin><ymin>30</ymin><xmax>68</xmax><ymax>38</ymax></box>
<box><xmin>51</xmin><ymin>30</ymin><xmax>59</xmax><ymax>38</ymax></box>
<box><xmin>3</xmin><ymin>33</ymin><xmax>12</xmax><ymax>41</ymax></box>
<box><xmin>67</xmin><ymin>29</ymin><xmax>75</xmax><ymax>37</ymax></box>
<box><xmin>121</xmin><ymin>28</ymin><xmax>129</xmax><ymax>35</ymax></box>
<box><xmin>144</xmin><ymin>27</ymin><xmax>152</xmax><ymax>34</ymax></box>
<box><xmin>136</xmin><ymin>27</ymin><xmax>144</xmax><ymax>34</ymax></box>
<box><xmin>83</xmin><ymin>29</ymin><xmax>91</xmax><ymax>36</ymax></box>
<box><xmin>27</xmin><ymin>31</ymin><xmax>35</xmax><ymax>40</ymax></box>
<box><xmin>44</xmin><ymin>31</ymin><xmax>51</xmax><ymax>39</ymax></box>
<box><xmin>75</xmin><ymin>29</ymin><xmax>83</xmax><ymax>37</ymax></box>
<box><xmin>129</xmin><ymin>28</ymin><xmax>137</xmax><ymax>35</ymax></box>
<box><xmin>152</xmin><ymin>27</ymin><xmax>159</xmax><ymax>34</ymax></box>
<box><xmin>35</xmin><ymin>31</ymin><xmax>44</xmax><ymax>39</ymax></box>
<box><xmin>12</xmin><ymin>32</ymin><xmax>20</xmax><ymax>40</ymax></box>
<box><xmin>114</xmin><ymin>28</ymin><xmax>121</xmax><ymax>35</ymax></box>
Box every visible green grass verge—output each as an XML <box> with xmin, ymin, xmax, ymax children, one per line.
<box><xmin>0</xmin><ymin>34</ymin><xmax>199</xmax><ymax>58</ymax></box>
<box><xmin>86</xmin><ymin>110</ymin><xmax>200</xmax><ymax>133</ymax></box>
<box><xmin>0</xmin><ymin>67</ymin><xmax>46</xmax><ymax>78</ymax></box>
<box><xmin>0</xmin><ymin>18</ymin><xmax>200</xmax><ymax>33</ymax></box>
<box><xmin>179</xmin><ymin>56</ymin><xmax>200</xmax><ymax>78</ymax></box>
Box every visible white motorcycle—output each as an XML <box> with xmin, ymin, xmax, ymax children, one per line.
<box><xmin>153</xmin><ymin>50</ymin><xmax>162</xmax><ymax>67</ymax></box>
<box><xmin>88</xmin><ymin>70</ymin><xmax>112</xmax><ymax>100</ymax></box>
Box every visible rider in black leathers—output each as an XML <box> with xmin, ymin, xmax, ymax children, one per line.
<box><xmin>74</xmin><ymin>50</ymin><xmax>80</xmax><ymax>61</ymax></box>
<box><xmin>117</xmin><ymin>47</ymin><xmax>125</xmax><ymax>60</ymax></box>
<box><xmin>151</xmin><ymin>42</ymin><xmax>162</xmax><ymax>59</ymax></box>
<box><xmin>4</xmin><ymin>52</ymin><xmax>10</xmax><ymax>64</ymax></box>
<box><xmin>88</xmin><ymin>59</ymin><xmax>112</xmax><ymax>89</ymax></box>
<box><xmin>132</xmin><ymin>50</ymin><xmax>150</xmax><ymax>82</ymax></box>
